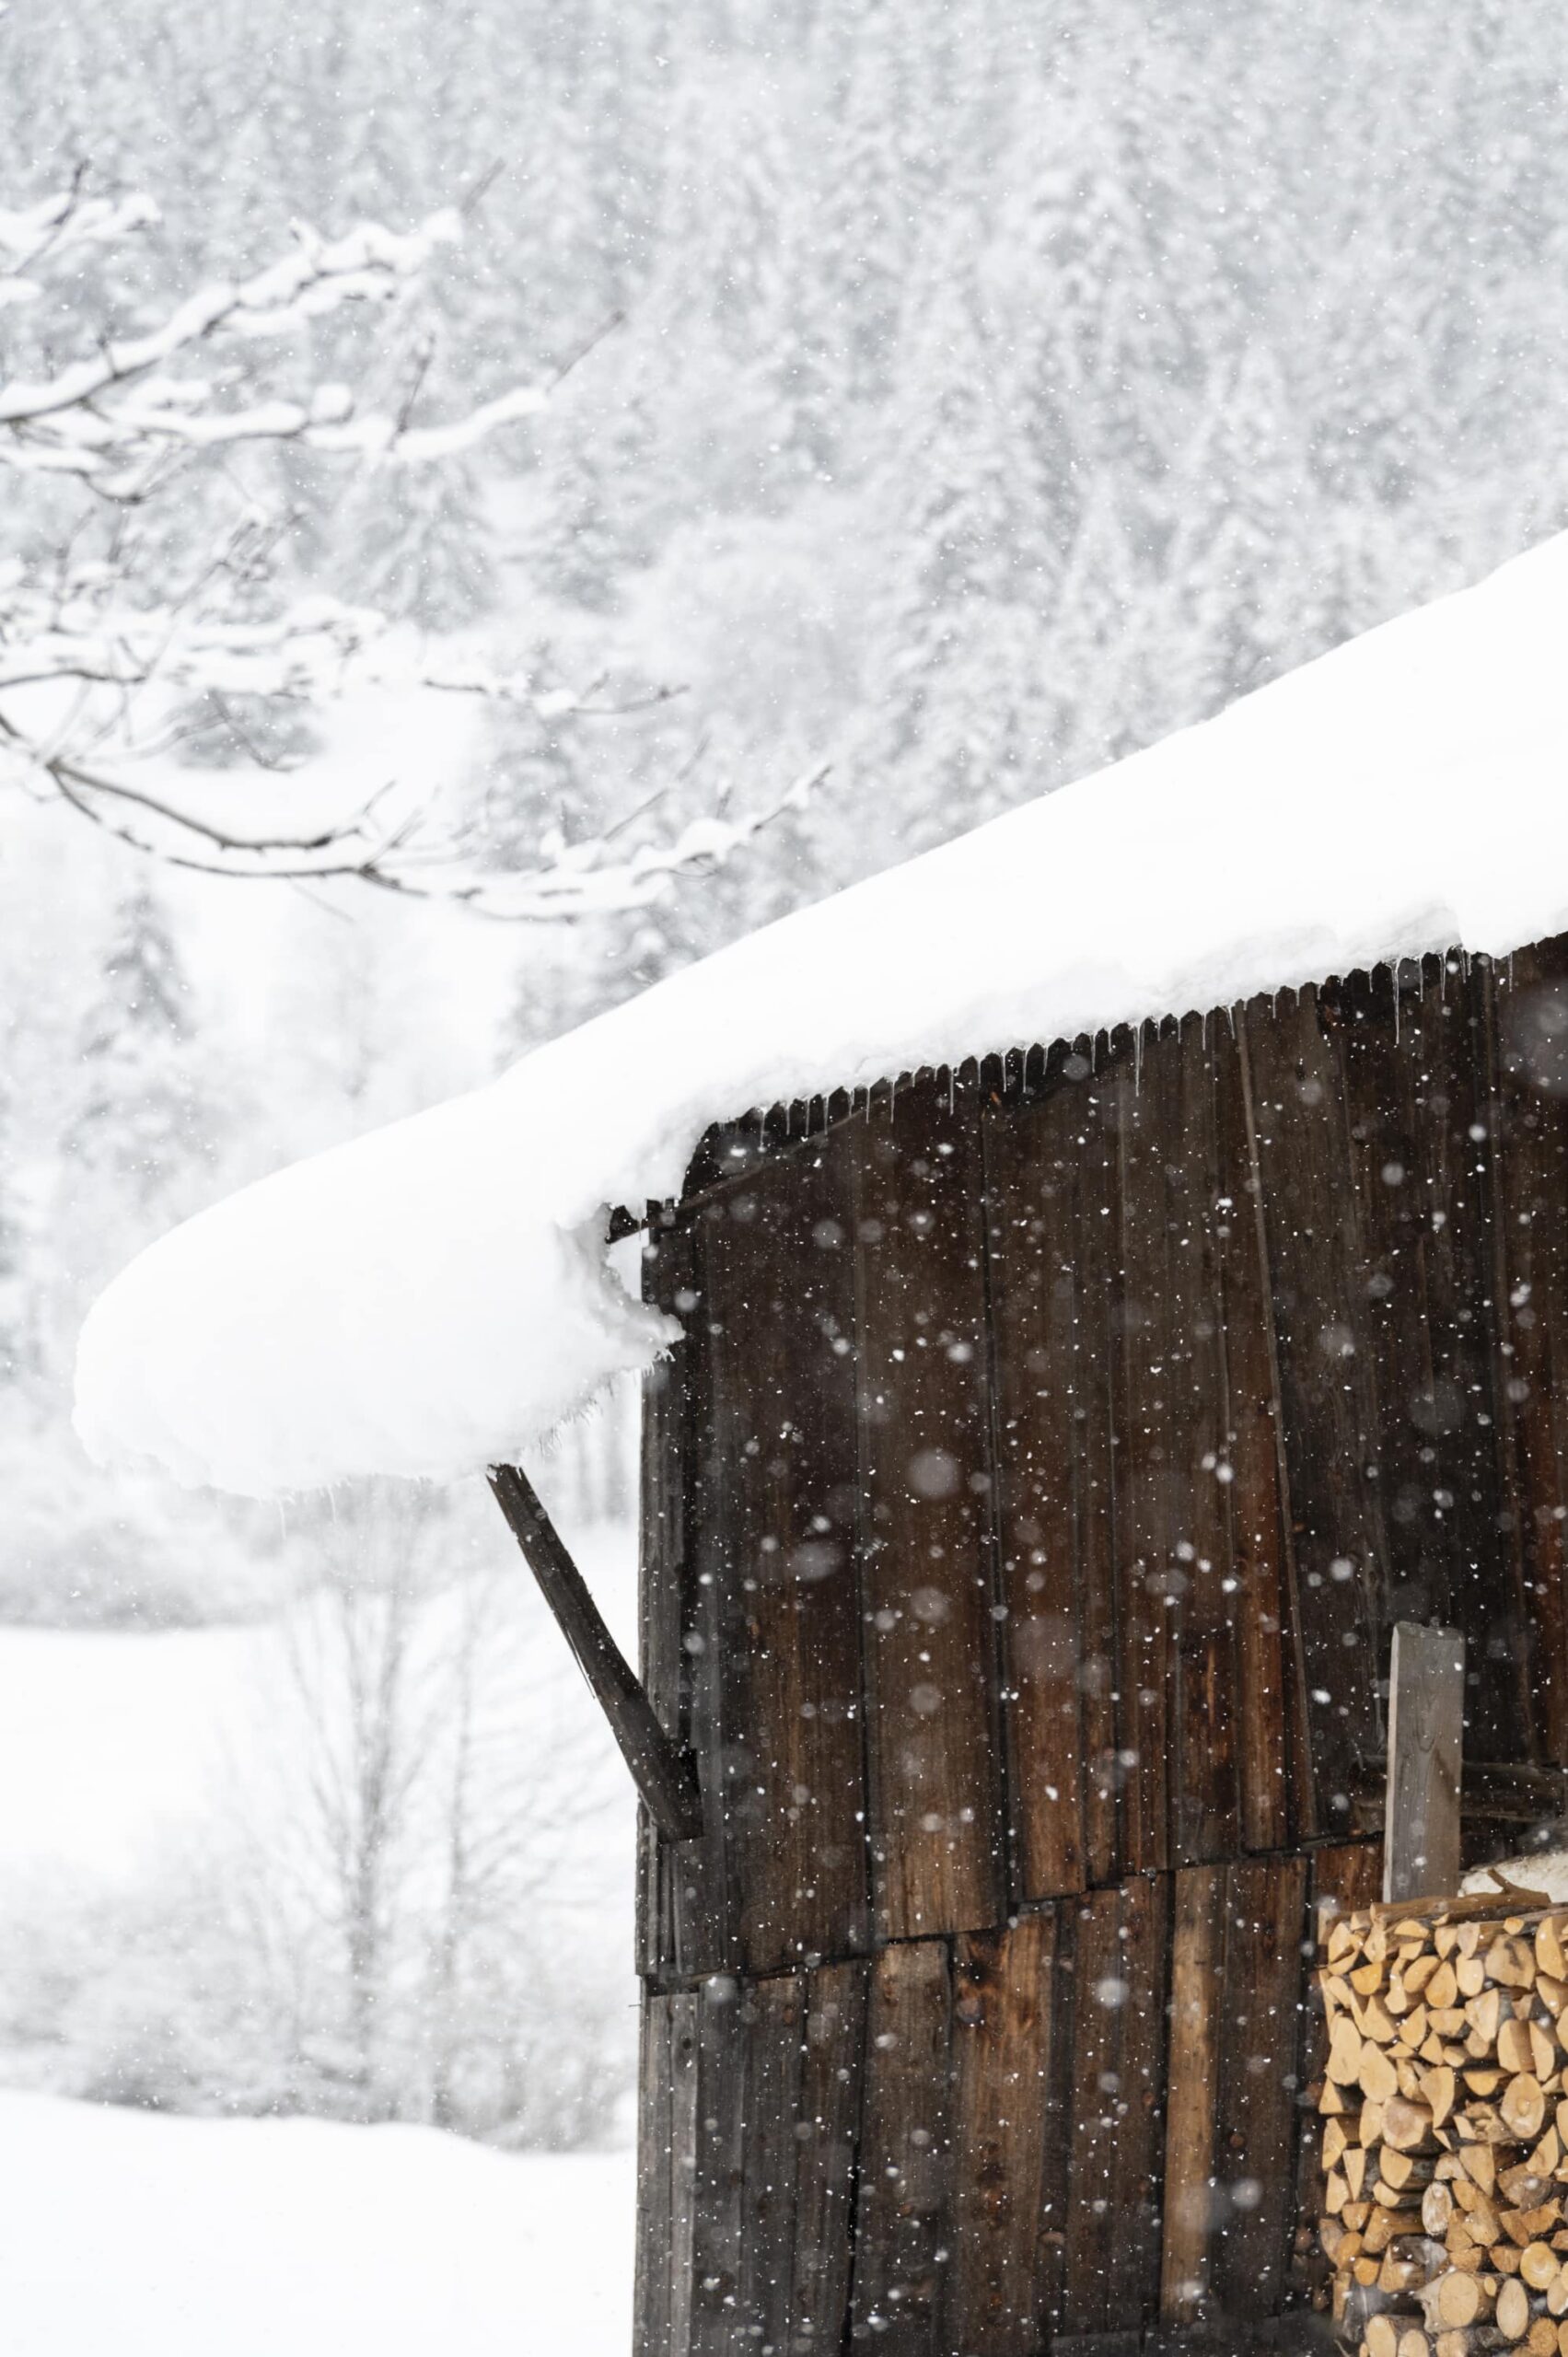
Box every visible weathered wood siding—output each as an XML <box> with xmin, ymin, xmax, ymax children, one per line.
<box><xmin>633</xmin><ymin>941</ymin><xmax>1568</xmax><ymax>2354</ymax></box>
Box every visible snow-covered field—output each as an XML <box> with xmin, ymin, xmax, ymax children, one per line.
<box><xmin>0</xmin><ymin>1623</ymin><xmax>251</xmax><ymax>1872</ymax></box>
<box><xmin>0</xmin><ymin>1514</ymin><xmax>642</xmax><ymax>2349</ymax></box>
<box><xmin>0</xmin><ymin>2090</ymin><xmax>634</xmax><ymax>2357</ymax></box>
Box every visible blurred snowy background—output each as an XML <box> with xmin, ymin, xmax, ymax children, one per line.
<box><xmin>2</xmin><ymin>0</ymin><xmax>1567</xmax><ymax>2344</ymax></box>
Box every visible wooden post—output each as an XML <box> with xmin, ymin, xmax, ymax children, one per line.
<box><xmin>1382</xmin><ymin>1620</ymin><xmax>1464</xmax><ymax>1904</ymax></box>
<box><xmin>488</xmin><ymin>1461</ymin><xmax>704</xmax><ymax>1843</ymax></box>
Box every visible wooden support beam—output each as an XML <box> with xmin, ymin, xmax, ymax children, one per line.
<box><xmin>1382</xmin><ymin>1620</ymin><xmax>1464</xmax><ymax>1904</ymax></box>
<box><xmin>488</xmin><ymin>1461</ymin><xmax>704</xmax><ymax>1843</ymax></box>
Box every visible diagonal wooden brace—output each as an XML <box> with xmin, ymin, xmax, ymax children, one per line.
<box><xmin>488</xmin><ymin>1461</ymin><xmax>704</xmax><ymax>1843</ymax></box>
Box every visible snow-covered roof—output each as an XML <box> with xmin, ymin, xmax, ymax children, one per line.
<box><xmin>75</xmin><ymin>531</ymin><xmax>1568</xmax><ymax>1497</ymax></box>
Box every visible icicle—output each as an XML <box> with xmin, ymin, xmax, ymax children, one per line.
<box><xmin>1393</xmin><ymin>967</ymin><xmax>1400</xmax><ymax>1047</ymax></box>
<box><xmin>1133</xmin><ymin>1021</ymin><xmax>1143</xmax><ymax>1097</ymax></box>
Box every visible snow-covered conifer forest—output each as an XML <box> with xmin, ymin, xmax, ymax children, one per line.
<box><xmin>3</xmin><ymin>0</ymin><xmax>1567</xmax><ymax>2344</ymax></box>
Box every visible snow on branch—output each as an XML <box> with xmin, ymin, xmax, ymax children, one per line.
<box><xmin>0</xmin><ymin>205</ymin><xmax>544</xmax><ymax>482</ymax></box>
<box><xmin>0</xmin><ymin>174</ymin><xmax>791</xmax><ymax>915</ymax></box>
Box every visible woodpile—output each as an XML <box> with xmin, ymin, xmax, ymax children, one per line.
<box><xmin>1318</xmin><ymin>1888</ymin><xmax>1568</xmax><ymax>2357</ymax></box>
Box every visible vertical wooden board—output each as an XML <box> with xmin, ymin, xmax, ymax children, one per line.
<box><xmin>1383</xmin><ymin>1620</ymin><xmax>1464</xmax><ymax>1903</ymax></box>
<box><xmin>697</xmin><ymin>1141</ymin><xmax>870</xmax><ymax>1977</ymax></box>
<box><xmin>1239</xmin><ymin>990</ymin><xmax>1387</xmax><ymax>1829</ymax></box>
<box><xmin>855</xmin><ymin>1075</ymin><xmax>1005</xmax><ymax>1941</ymax></box>
<box><xmin>1165</xmin><ymin>1015</ymin><xmax>1243</xmax><ymax>1868</ymax></box>
<box><xmin>982</xmin><ymin>1070</ymin><xmax>1095</xmax><ymax>1905</ymax></box>
<box><xmin>1063</xmin><ymin>1876</ymin><xmax>1167</xmax><ymax>2339</ymax></box>
<box><xmin>1407</xmin><ymin>956</ymin><xmax>1526</xmax><ymax>1763</ymax></box>
<box><xmin>849</xmin><ymin>1938</ymin><xmax>955</xmax><ymax>2353</ymax></box>
<box><xmin>1492</xmin><ymin>937</ymin><xmax>1568</xmax><ymax>1766</ymax></box>
<box><xmin>1213</xmin><ymin>1019</ymin><xmax>1298</xmax><ymax>1854</ymax></box>
<box><xmin>668</xmin><ymin>1990</ymin><xmax>699</xmax><ymax>2357</ymax></box>
<box><xmin>633</xmin><ymin>1994</ymin><xmax>674</xmax><ymax>2357</ymax></box>
<box><xmin>1159</xmin><ymin>1865</ymin><xmax>1223</xmax><ymax>2329</ymax></box>
<box><xmin>1328</xmin><ymin>958</ymin><xmax>1526</xmax><ymax>1767</ymax></box>
<box><xmin>1101</xmin><ymin>1014</ymin><xmax>1241</xmax><ymax>1875</ymax></box>
<box><xmin>638</xmin><ymin>1218</ymin><xmax>702</xmax><ymax>1980</ymax></box>
<box><xmin>1208</xmin><ymin>1854</ymin><xmax>1309</xmax><ymax>2324</ymax></box>
<box><xmin>1064</xmin><ymin>1062</ymin><xmax>1126</xmax><ymax>1888</ymax></box>
<box><xmin>793</xmin><ymin>1958</ymin><xmax>868</xmax><ymax>2351</ymax></box>
<box><xmin>687</xmin><ymin>1975</ymin><xmax>749</xmax><ymax>2357</ymax></box>
<box><xmin>1309</xmin><ymin>1837</ymin><xmax>1384</xmax><ymax>1922</ymax></box>
<box><xmin>947</xmin><ymin>1911</ymin><xmax>1068</xmax><ymax>2354</ymax></box>
<box><xmin>677</xmin><ymin>1197</ymin><xmax>748</xmax><ymax>1980</ymax></box>
<box><xmin>735</xmin><ymin>1973</ymin><xmax>807</xmax><ymax>2347</ymax></box>
<box><xmin>1106</xmin><ymin>1047</ymin><xmax>1174</xmax><ymax>1877</ymax></box>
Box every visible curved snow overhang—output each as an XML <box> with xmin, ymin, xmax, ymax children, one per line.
<box><xmin>73</xmin><ymin>528</ymin><xmax>1568</xmax><ymax>1499</ymax></box>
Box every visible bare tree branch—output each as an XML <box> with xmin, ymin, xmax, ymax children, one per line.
<box><xmin>0</xmin><ymin>174</ymin><xmax>801</xmax><ymax>917</ymax></box>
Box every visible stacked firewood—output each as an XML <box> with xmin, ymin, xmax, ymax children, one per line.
<box><xmin>1318</xmin><ymin>1890</ymin><xmax>1568</xmax><ymax>2357</ymax></box>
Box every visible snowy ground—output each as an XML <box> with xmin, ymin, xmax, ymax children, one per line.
<box><xmin>0</xmin><ymin>2089</ymin><xmax>634</xmax><ymax>2357</ymax></box>
<box><xmin>0</xmin><ymin>1509</ymin><xmax>641</xmax><ymax>2351</ymax></box>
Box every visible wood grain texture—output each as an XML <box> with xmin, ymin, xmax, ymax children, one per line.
<box><xmin>849</xmin><ymin>1937</ymin><xmax>955</xmax><ymax>2352</ymax></box>
<box><xmin>687</xmin><ymin>1975</ymin><xmax>748</xmax><ymax>2357</ymax></box>
<box><xmin>694</xmin><ymin>1143</ymin><xmax>870</xmax><ymax>1975</ymax></box>
<box><xmin>1108</xmin><ymin>1046</ymin><xmax>1175</xmax><ymax>1876</ymax></box>
<box><xmin>735</xmin><ymin>1972</ymin><xmax>806</xmax><ymax>2345</ymax></box>
<box><xmin>854</xmin><ymin>1076</ymin><xmax>1005</xmax><ymax>1941</ymax></box>
<box><xmin>1207</xmin><ymin>1854</ymin><xmax>1308</xmax><ymax>2324</ymax></box>
<box><xmin>1159</xmin><ymin>1856</ymin><xmax>1313</xmax><ymax>2334</ymax></box>
<box><xmin>1491</xmin><ymin>938</ymin><xmax>1568</xmax><ymax>1767</ymax></box>
<box><xmin>633</xmin><ymin>1993</ymin><xmax>674</xmax><ymax>2357</ymax></box>
<box><xmin>1214</xmin><ymin>1028</ymin><xmax>1298</xmax><ymax>1854</ymax></box>
<box><xmin>637</xmin><ymin>1218</ymin><xmax>702</xmax><ymax>1980</ymax></box>
<box><xmin>1160</xmin><ymin>1864</ymin><xmax>1224</xmax><ymax>2328</ymax></box>
<box><xmin>1063</xmin><ymin>1875</ymin><xmax>1167</xmax><ymax>2340</ymax></box>
<box><xmin>1382</xmin><ymin>1619</ymin><xmax>1464</xmax><ymax>1902</ymax></box>
<box><xmin>948</xmin><ymin>1910</ymin><xmax>1071</xmax><ymax>2354</ymax></box>
<box><xmin>983</xmin><ymin>1058</ymin><xmax>1097</xmax><ymax>1905</ymax></box>
<box><xmin>792</xmin><ymin>1959</ymin><xmax>867</xmax><ymax>2349</ymax></box>
<box><xmin>681</xmin><ymin>1196</ymin><xmax>749</xmax><ymax>1981</ymax></box>
<box><xmin>1327</xmin><ymin>957</ymin><xmax>1525</xmax><ymax>1766</ymax></box>
<box><xmin>1240</xmin><ymin>986</ymin><xmax>1387</xmax><ymax>1826</ymax></box>
<box><xmin>1161</xmin><ymin>1015</ymin><xmax>1242</xmax><ymax>1868</ymax></box>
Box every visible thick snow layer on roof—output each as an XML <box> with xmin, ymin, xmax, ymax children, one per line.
<box><xmin>75</xmin><ymin>531</ymin><xmax>1568</xmax><ymax>1495</ymax></box>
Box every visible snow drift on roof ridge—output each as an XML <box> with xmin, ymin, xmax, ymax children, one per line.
<box><xmin>75</xmin><ymin>529</ymin><xmax>1568</xmax><ymax>1494</ymax></box>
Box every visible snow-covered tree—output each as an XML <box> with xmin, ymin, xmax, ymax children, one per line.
<box><xmin>65</xmin><ymin>882</ymin><xmax>215</xmax><ymax>1213</ymax></box>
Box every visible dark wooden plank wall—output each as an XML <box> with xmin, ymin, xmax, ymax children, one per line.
<box><xmin>631</xmin><ymin>1875</ymin><xmax>1318</xmax><ymax>2355</ymax></box>
<box><xmin>634</xmin><ymin>939</ymin><xmax>1568</xmax><ymax>2353</ymax></box>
